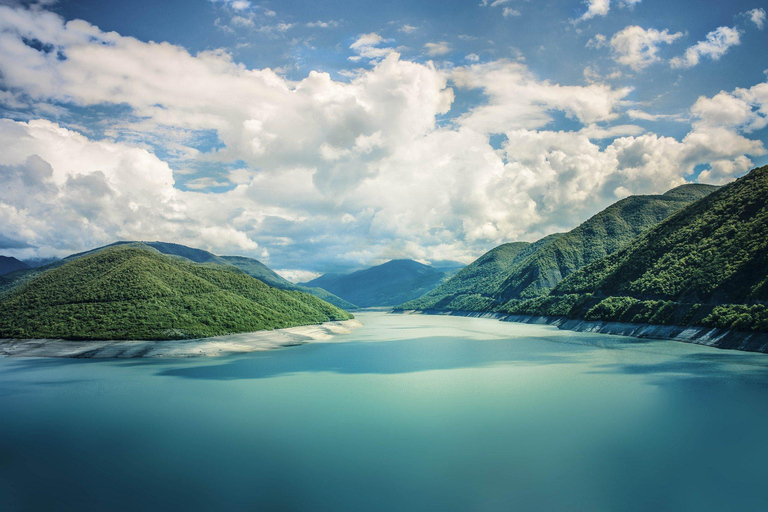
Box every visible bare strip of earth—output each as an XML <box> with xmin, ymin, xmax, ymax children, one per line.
<box><xmin>0</xmin><ymin>319</ymin><xmax>363</xmax><ymax>359</ymax></box>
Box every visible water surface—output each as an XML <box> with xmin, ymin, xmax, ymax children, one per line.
<box><xmin>2</xmin><ymin>312</ymin><xmax>767</xmax><ymax>511</ymax></box>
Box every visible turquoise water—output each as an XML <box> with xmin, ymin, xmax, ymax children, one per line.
<box><xmin>2</xmin><ymin>312</ymin><xmax>768</xmax><ymax>511</ymax></box>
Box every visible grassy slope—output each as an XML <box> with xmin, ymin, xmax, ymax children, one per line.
<box><xmin>398</xmin><ymin>184</ymin><xmax>716</xmax><ymax>312</ymax></box>
<box><xmin>507</xmin><ymin>167</ymin><xmax>768</xmax><ymax>333</ymax></box>
<box><xmin>0</xmin><ymin>245</ymin><xmax>353</xmax><ymax>340</ymax></box>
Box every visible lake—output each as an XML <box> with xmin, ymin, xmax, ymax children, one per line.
<box><xmin>1</xmin><ymin>312</ymin><xmax>768</xmax><ymax>511</ymax></box>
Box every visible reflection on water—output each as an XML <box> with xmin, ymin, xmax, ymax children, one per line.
<box><xmin>1</xmin><ymin>312</ymin><xmax>768</xmax><ymax>512</ymax></box>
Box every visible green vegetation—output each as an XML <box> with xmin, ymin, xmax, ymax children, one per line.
<box><xmin>219</xmin><ymin>255</ymin><xmax>358</xmax><ymax>310</ymax></box>
<box><xmin>303</xmin><ymin>259</ymin><xmax>460</xmax><ymax>307</ymax></box>
<box><xmin>397</xmin><ymin>184</ymin><xmax>716</xmax><ymax>312</ymax></box>
<box><xmin>555</xmin><ymin>167</ymin><xmax>768</xmax><ymax>303</ymax></box>
<box><xmin>1</xmin><ymin>241</ymin><xmax>357</xmax><ymax>310</ymax></box>
<box><xmin>505</xmin><ymin>166</ymin><xmax>768</xmax><ymax>334</ymax></box>
<box><xmin>397</xmin><ymin>242</ymin><xmax>534</xmax><ymax>311</ymax></box>
<box><xmin>0</xmin><ymin>245</ymin><xmax>353</xmax><ymax>340</ymax></box>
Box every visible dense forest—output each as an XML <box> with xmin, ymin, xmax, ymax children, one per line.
<box><xmin>398</xmin><ymin>183</ymin><xmax>716</xmax><ymax>312</ymax></box>
<box><xmin>400</xmin><ymin>166</ymin><xmax>768</xmax><ymax>335</ymax></box>
<box><xmin>0</xmin><ymin>245</ymin><xmax>353</xmax><ymax>340</ymax></box>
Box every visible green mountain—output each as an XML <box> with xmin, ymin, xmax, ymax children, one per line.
<box><xmin>302</xmin><ymin>259</ymin><xmax>461</xmax><ymax>307</ymax></box>
<box><xmin>0</xmin><ymin>241</ymin><xmax>356</xmax><ymax>310</ymax></box>
<box><xmin>0</xmin><ymin>256</ymin><xmax>29</xmax><ymax>276</ymax></box>
<box><xmin>510</xmin><ymin>166</ymin><xmax>768</xmax><ymax>333</ymax></box>
<box><xmin>0</xmin><ymin>244</ymin><xmax>353</xmax><ymax>340</ymax></box>
<box><xmin>398</xmin><ymin>184</ymin><xmax>717</xmax><ymax>311</ymax></box>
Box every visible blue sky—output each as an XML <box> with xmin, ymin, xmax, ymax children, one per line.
<box><xmin>0</xmin><ymin>0</ymin><xmax>767</xmax><ymax>278</ymax></box>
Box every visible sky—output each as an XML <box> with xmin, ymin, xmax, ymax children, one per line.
<box><xmin>0</xmin><ymin>0</ymin><xmax>767</xmax><ymax>281</ymax></box>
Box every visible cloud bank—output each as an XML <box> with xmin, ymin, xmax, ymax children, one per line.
<box><xmin>0</xmin><ymin>5</ymin><xmax>765</xmax><ymax>271</ymax></box>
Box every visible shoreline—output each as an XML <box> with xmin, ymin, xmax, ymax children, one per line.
<box><xmin>0</xmin><ymin>319</ymin><xmax>363</xmax><ymax>359</ymax></box>
<box><xmin>394</xmin><ymin>309</ymin><xmax>768</xmax><ymax>354</ymax></box>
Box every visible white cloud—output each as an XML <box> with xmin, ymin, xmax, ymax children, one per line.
<box><xmin>210</xmin><ymin>0</ymin><xmax>251</xmax><ymax>11</ymax></box>
<box><xmin>579</xmin><ymin>0</ymin><xmax>610</xmax><ymax>21</ymax></box>
<box><xmin>424</xmin><ymin>41</ymin><xmax>451</xmax><ymax>56</ymax></box>
<box><xmin>670</xmin><ymin>26</ymin><xmax>741</xmax><ymax>69</ymax></box>
<box><xmin>748</xmin><ymin>8</ymin><xmax>766</xmax><ymax>29</ymax></box>
<box><xmin>0</xmin><ymin>5</ymin><xmax>764</xmax><ymax>270</ymax></box>
<box><xmin>503</xmin><ymin>7</ymin><xmax>521</xmax><ymax>17</ymax></box>
<box><xmin>626</xmin><ymin>109</ymin><xmax>682</xmax><ymax>121</ymax></box>
<box><xmin>465</xmin><ymin>53</ymin><xmax>480</xmax><ymax>62</ymax></box>
<box><xmin>586</xmin><ymin>34</ymin><xmax>608</xmax><ymax>49</ymax></box>
<box><xmin>609</xmin><ymin>26</ymin><xmax>683</xmax><ymax>71</ymax></box>
<box><xmin>452</xmin><ymin>60</ymin><xmax>632</xmax><ymax>133</ymax></box>
<box><xmin>306</xmin><ymin>20</ymin><xmax>340</xmax><ymax>28</ymax></box>
<box><xmin>399</xmin><ymin>24</ymin><xmax>418</xmax><ymax>33</ymax></box>
<box><xmin>349</xmin><ymin>32</ymin><xmax>395</xmax><ymax>61</ymax></box>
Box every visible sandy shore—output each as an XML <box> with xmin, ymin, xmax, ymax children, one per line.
<box><xmin>0</xmin><ymin>319</ymin><xmax>363</xmax><ymax>359</ymax></box>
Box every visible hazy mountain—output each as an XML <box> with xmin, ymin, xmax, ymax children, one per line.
<box><xmin>0</xmin><ymin>244</ymin><xmax>352</xmax><ymax>340</ymax></box>
<box><xmin>397</xmin><ymin>184</ymin><xmax>717</xmax><ymax>311</ymax></box>
<box><xmin>303</xmin><ymin>259</ymin><xmax>460</xmax><ymax>307</ymax></box>
<box><xmin>0</xmin><ymin>256</ymin><xmax>29</xmax><ymax>276</ymax></box>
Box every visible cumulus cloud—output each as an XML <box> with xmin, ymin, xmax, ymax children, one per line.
<box><xmin>609</xmin><ymin>26</ymin><xmax>683</xmax><ymax>71</ymax></box>
<box><xmin>579</xmin><ymin>0</ymin><xmax>610</xmax><ymax>21</ymax></box>
<box><xmin>748</xmin><ymin>8</ymin><xmax>766</xmax><ymax>29</ymax></box>
<box><xmin>452</xmin><ymin>60</ymin><xmax>632</xmax><ymax>133</ymax></box>
<box><xmin>670</xmin><ymin>26</ymin><xmax>741</xmax><ymax>69</ymax></box>
<box><xmin>0</xmin><ymin>5</ymin><xmax>764</xmax><ymax>271</ymax></box>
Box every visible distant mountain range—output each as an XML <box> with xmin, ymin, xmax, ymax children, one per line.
<box><xmin>302</xmin><ymin>259</ymin><xmax>462</xmax><ymax>307</ymax></box>
<box><xmin>0</xmin><ymin>256</ymin><xmax>29</xmax><ymax>276</ymax></box>
<box><xmin>0</xmin><ymin>244</ymin><xmax>352</xmax><ymax>340</ymax></box>
<box><xmin>399</xmin><ymin>183</ymin><xmax>717</xmax><ymax>311</ymax></box>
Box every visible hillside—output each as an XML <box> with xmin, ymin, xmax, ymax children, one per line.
<box><xmin>0</xmin><ymin>256</ymin><xmax>28</xmax><ymax>276</ymax></box>
<box><xmin>0</xmin><ymin>245</ymin><xmax>353</xmax><ymax>340</ymax></box>
<box><xmin>0</xmin><ymin>241</ymin><xmax>356</xmax><ymax>310</ymax></box>
<box><xmin>506</xmin><ymin>166</ymin><xmax>768</xmax><ymax>334</ymax></box>
<box><xmin>397</xmin><ymin>242</ymin><xmax>534</xmax><ymax>311</ymax></box>
<box><xmin>303</xmin><ymin>259</ymin><xmax>459</xmax><ymax>307</ymax></box>
<box><xmin>397</xmin><ymin>184</ymin><xmax>717</xmax><ymax>312</ymax></box>
<box><xmin>219</xmin><ymin>256</ymin><xmax>357</xmax><ymax>310</ymax></box>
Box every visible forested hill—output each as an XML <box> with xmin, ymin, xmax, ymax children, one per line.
<box><xmin>0</xmin><ymin>241</ymin><xmax>356</xmax><ymax>310</ymax></box>
<box><xmin>0</xmin><ymin>245</ymin><xmax>353</xmax><ymax>340</ymax></box>
<box><xmin>397</xmin><ymin>183</ymin><xmax>717</xmax><ymax>312</ymax></box>
<box><xmin>501</xmin><ymin>166</ymin><xmax>768</xmax><ymax>337</ymax></box>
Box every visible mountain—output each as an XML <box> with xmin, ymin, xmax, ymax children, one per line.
<box><xmin>0</xmin><ymin>244</ymin><xmax>353</xmax><ymax>340</ymax></box>
<box><xmin>0</xmin><ymin>241</ymin><xmax>356</xmax><ymax>310</ymax></box>
<box><xmin>0</xmin><ymin>256</ymin><xmax>29</xmax><ymax>276</ymax></box>
<box><xmin>508</xmin><ymin>166</ymin><xmax>768</xmax><ymax>334</ymax></box>
<box><xmin>397</xmin><ymin>184</ymin><xmax>717</xmax><ymax>312</ymax></box>
<box><xmin>219</xmin><ymin>255</ymin><xmax>358</xmax><ymax>310</ymax></box>
<box><xmin>302</xmin><ymin>259</ymin><xmax>460</xmax><ymax>307</ymax></box>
